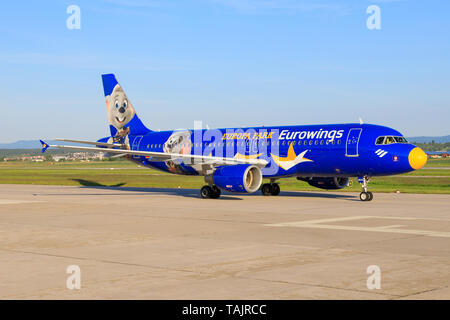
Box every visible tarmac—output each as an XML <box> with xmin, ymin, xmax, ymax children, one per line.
<box><xmin>0</xmin><ymin>184</ymin><xmax>449</xmax><ymax>299</ymax></box>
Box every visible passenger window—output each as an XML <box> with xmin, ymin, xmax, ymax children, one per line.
<box><xmin>320</xmin><ymin>140</ymin><xmax>324</xmax><ymax>145</ymax></box>
<box><xmin>337</xmin><ymin>140</ymin><xmax>341</xmax><ymax>145</ymax></box>
<box><xmin>314</xmin><ymin>140</ymin><xmax>318</xmax><ymax>145</ymax></box>
<box><xmin>309</xmin><ymin>140</ymin><xmax>313</xmax><ymax>145</ymax></box>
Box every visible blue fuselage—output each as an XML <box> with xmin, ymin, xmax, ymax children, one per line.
<box><xmin>100</xmin><ymin>123</ymin><xmax>422</xmax><ymax>178</ymax></box>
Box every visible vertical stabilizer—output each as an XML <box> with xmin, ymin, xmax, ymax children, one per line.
<box><xmin>101</xmin><ymin>74</ymin><xmax>151</xmax><ymax>138</ymax></box>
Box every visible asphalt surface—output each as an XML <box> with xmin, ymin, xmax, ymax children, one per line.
<box><xmin>0</xmin><ymin>184</ymin><xmax>449</xmax><ymax>299</ymax></box>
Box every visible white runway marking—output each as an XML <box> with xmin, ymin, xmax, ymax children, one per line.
<box><xmin>266</xmin><ymin>216</ymin><xmax>450</xmax><ymax>238</ymax></box>
<box><xmin>0</xmin><ymin>199</ymin><xmax>43</xmax><ymax>205</ymax></box>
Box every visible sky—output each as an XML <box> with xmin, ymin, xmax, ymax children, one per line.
<box><xmin>0</xmin><ymin>0</ymin><xmax>449</xmax><ymax>142</ymax></box>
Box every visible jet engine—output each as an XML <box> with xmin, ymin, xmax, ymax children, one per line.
<box><xmin>209</xmin><ymin>165</ymin><xmax>263</xmax><ymax>193</ymax></box>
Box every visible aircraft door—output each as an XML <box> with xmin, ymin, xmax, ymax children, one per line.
<box><xmin>131</xmin><ymin>135</ymin><xmax>143</xmax><ymax>159</ymax></box>
<box><xmin>345</xmin><ymin>128</ymin><xmax>362</xmax><ymax>157</ymax></box>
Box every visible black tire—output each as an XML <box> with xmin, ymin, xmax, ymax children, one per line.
<box><xmin>201</xmin><ymin>186</ymin><xmax>212</xmax><ymax>199</ymax></box>
<box><xmin>261</xmin><ymin>183</ymin><xmax>272</xmax><ymax>196</ymax></box>
<box><xmin>210</xmin><ymin>186</ymin><xmax>221</xmax><ymax>199</ymax></box>
<box><xmin>359</xmin><ymin>192</ymin><xmax>369</xmax><ymax>201</ymax></box>
<box><xmin>271</xmin><ymin>183</ymin><xmax>280</xmax><ymax>196</ymax></box>
<box><xmin>367</xmin><ymin>191</ymin><xmax>373</xmax><ymax>201</ymax></box>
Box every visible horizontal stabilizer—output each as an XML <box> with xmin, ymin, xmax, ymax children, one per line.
<box><xmin>39</xmin><ymin>140</ymin><xmax>49</xmax><ymax>153</ymax></box>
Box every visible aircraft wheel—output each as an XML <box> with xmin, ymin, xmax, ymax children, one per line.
<box><xmin>359</xmin><ymin>192</ymin><xmax>370</xmax><ymax>201</ymax></box>
<box><xmin>210</xmin><ymin>186</ymin><xmax>221</xmax><ymax>199</ymax></box>
<box><xmin>201</xmin><ymin>186</ymin><xmax>213</xmax><ymax>199</ymax></box>
<box><xmin>261</xmin><ymin>183</ymin><xmax>272</xmax><ymax>196</ymax></box>
<box><xmin>271</xmin><ymin>183</ymin><xmax>280</xmax><ymax>196</ymax></box>
<box><xmin>367</xmin><ymin>191</ymin><xmax>373</xmax><ymax>201</ymax></box>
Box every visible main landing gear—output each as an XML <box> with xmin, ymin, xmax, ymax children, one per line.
<box><xmin>200</xmin><ymin>185</ymin><xmax>221</xmax><ymax>199</ymax></box>
<box><xmin>359</xmin><ymin>176</ymin><xmax>373</xmax><ymax>201</ymax></box>
<box><xmin>261</xmin><ymin>181</ymin><xmax>280</xmax><ymax>196</ymax></box>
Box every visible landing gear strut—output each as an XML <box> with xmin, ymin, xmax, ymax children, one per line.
<box><xmin>261</xmin><ymin>181</ymin><xmax>280</xmax><ymax>196</ymax></box>
<box><xmin>200</xmin><ymin>185</ymin><xmax>221</xmax><ymax>199</ymax></box>
<box><xmin>359</xmin><ymin>176</ymin><xmax>373</xmax><ymax>201</ymax></box>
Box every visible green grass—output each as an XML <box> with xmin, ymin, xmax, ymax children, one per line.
<box><xmin>425</xmin><ymin>158</ymin><xmax>450</xmax><ymax>167</ymax></box>
<box><xmin>0</xmin><ymin>159</ymin><xmax>449</xmax><ymax>194</ymax></box>
<box><xmin>402</xmin><ymin>169</ymin><xmax>450</xmax><ymax>176</ymax></box>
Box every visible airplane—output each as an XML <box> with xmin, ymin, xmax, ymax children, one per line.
<box><xmin>40</xmin><ymin>74</ymin><xmax>428</xmax><ymax>201</ymax></box>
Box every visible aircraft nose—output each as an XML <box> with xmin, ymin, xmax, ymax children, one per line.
<box><xmin>408</xmin><ymin>147</ymin><xmax>427</xmax><ymax>170</ymax></box>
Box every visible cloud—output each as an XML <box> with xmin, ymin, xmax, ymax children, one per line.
<box><xmin>369</xmin><ymin>0</ymin><xmax>406</xmax><ymax>3</ymax></box>
<box><xmin>208</xmin><ymin>0</ymin><xmax>345</xmax><ymax>14</ymax></box>
<box><xmin>0</xmin><ymin>52</ymin><xmax>197</xmax><ymax>72</ymax></box>
<box><xmin>100</xmin><ymin>0</ymin><xmax>170</xmax><ymax>8</ymax></box>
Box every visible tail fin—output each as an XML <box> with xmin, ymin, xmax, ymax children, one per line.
<box><xmin>101</xmin><ymin>74</ymin><xmax>151</xmax><ymax>137</ymax></box>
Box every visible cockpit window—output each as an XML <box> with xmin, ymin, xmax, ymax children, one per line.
<box><xmin>375</xmin><ymin>136</ymin><xmax>409</xmax><ymax>145</ymax></box>
<box><xmin>394</xmin><ymin>136</ymin><xmax>408</xmax><ymax>143</ymax></box>
<box><xmin>385</xmin><ymin>137</ymin><xmax>395</xmax><ymax>144</ymax></box>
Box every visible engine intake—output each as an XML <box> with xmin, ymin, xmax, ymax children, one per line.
<box><xmin>298</xmin><ymin>177</ymin><xmax>349</xmax><ymax>190</ymax></box>
<box><xmin>211</xmin><ymin>165</ymin><xmax>263</xmax><ymax>193</ymax></box>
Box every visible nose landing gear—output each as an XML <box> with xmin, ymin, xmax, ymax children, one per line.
<box><xmin>359</xmin><ymin>176</ymin><xmax>373</xmax><ymax>201</ymax></box>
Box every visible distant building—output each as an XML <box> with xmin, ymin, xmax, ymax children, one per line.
<box><xmin>3</xmin><ymin>155</ymin><xmax>45</xmax><ymax>161</ymax></box>
<box><xmin>52</xmin><ymin>155</ymin><xmax>67</xmax><ymax>162</ymax></box>
<box><xmin>425</xmin><ymin>151</ymin><xmax>448</xmax><ymax>158</ymax></box>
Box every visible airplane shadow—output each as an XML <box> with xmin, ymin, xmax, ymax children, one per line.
<box><xmin>72</xmin><ymin>179</ymin><xmax>126</xmax><ymax>188</ymax></box>
<box><xmin>70</xmin><ymin>179</ymin><xmax>242</xmax><ymax>200</ymax></box>
<box><xmin>69</xmin><ymin>179</ymin><xmax>356</xmax><ymax>201</ymax></box>
<box><xmin>278</xmin><ymin>191</ymin><xmax>355</xmax><ymax>200</ymax></box>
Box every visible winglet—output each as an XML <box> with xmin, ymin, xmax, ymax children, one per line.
<box><xmin>39</xmin><ymin>140</ymin><xmax>49</xmax><ymax>153</ymax></box>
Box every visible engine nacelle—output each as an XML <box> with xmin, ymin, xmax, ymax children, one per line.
<box><xmin>298</xmin><ymin>177</ymin><xmax>349</xmax><ymax>190</ymax></box>
<box><xmin>211</xmin><ymin>165</ymin><xmax>263</xmax><ymax>193</ymax></box>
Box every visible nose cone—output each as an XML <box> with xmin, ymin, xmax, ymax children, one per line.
<box><xmin>408</xmin><ymin>147</ymin><xmax>427</xmax><ymax>170</ymax></box>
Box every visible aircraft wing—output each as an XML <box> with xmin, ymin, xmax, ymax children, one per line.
<box><xmin>39</xmin><ymin>140</ymin><xmax>268</xmax><ymax>168</ymax></box>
